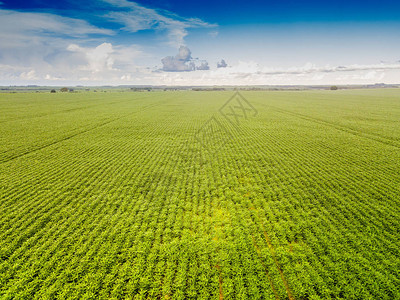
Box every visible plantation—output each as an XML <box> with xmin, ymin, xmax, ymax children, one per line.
<box><xmin>0</xmin><ymin>89</ymin><xmax>399</xmax><ymax>299</ymax></box>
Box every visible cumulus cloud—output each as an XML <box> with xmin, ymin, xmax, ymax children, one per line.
<box><xmin>0</xmin><ymin>0</ymin><xmax>215</xmax><ymax>84</ymax></box>
<box><xmin>197</xmin><ymin>62</ymin><xmax>210</xmax><ymax>70</ymax></box>
<box><xmin>161</xmin><ymin>46</ymin><xmax>194</xmax><ymax>72</ymax></box>
<box><xmin>161</xmin><ymin>46</ymin><xmax>210</xmax><ymax>72</ymax></box>
<box><xmin>146</xmin><ymin>60</ymin><xmax>400</xmax><ymax>86</ymax></box>
<box><xmin>0</xmin><ymin>39</ymin><xmax>144</xmax><ymax>85</ymax></box>
<box><xmin>161</xmin><ymin>56</ymin><xmax>195</xmax><ymax>72</ymax></box>
<box><xmin>1</xmin><ymin>3</ymin><xmax>399</xmax><ymax>86</ymax></box>
<box><xmin>68</xmin><ymin>43</ymin><xmax>115</xmax><ymax>72</ymax></box>
<box><xmin>20</xmin><ymin>70</ymin><xmax>38</xmax><ymax>80</ymax></box>
<box><xmin>0</xmin><ymin>8</ymin><xmax>116</xmax><ymax>77</ymax></box>
<box><xmin>217</xmin><ymin>59</ymin><xmax>228</xmax><ymax>68</ymax></box>
<box><xmin>175</xmin><ymin>46</ymin><xmax>192</xmax><ymax>61</ymax></box>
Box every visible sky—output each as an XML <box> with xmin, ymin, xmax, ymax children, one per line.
<box><xmin>0</xmin><ymin>0</ymin><xmax>400</xmax><ymax>86</ymax></box>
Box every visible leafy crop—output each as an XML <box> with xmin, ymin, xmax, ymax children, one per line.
<box><xmin>0</xmin><ymin>90</ymin><xmax>399</xmax><ymax>299</ymax></box>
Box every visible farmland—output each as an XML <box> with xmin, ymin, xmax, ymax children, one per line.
<box><xmin>0</xmin><ymin>89</ymin><xmax>399</xmax><ymax>299</ymax></box>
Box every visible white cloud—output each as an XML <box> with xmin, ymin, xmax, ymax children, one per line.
<box><xmin>0</xmin><ymin>10</ymin><xmax>113</xmax><ymax>39</ymax></box>
<box><xmin>0</xmin><ymin>5</ymin><xmax>148</xmax><ymax>85</ymax></box>
<box><xmin>217</xmin><ymin>59</ymin><xmax>228</xmax><ymax>68</ymax></box>
<box><xmin>102</xmin><ymin>0</ymin><xmax>216</xmax><ymax>47</ymax></box>
<box><xmin>363</xmin><ymin>71</ymin><xmax>380</xmax><ymax>80</ymax></box>
<box><xmin>161</xmin><ymin>46</ymin><xmax>188</xmax><ymax>72</ymax></box>
<box><xmin>190</xmin><ymin>61</ymin><xmax>399</xmax><ymax>84</ymax></box>
<box><xmin>209</xmin><ymin>31</ymin><xmax>219</xmax><ymax>38</ymax></box>
<box><xmin>197</xmin><ymin>62</ymin><xmax>210</xmax><ymax>70</ymax></box>
<box><xmin>67</xmin><ymin>42</ymin><xmax>144</xmax><ymax>74</ymax></box>
<box><xmin>161</xmin><ymin>46</ymin><xmax>211</xmax><ymax>72</ymax></box>
<box><xmin>2</xmin><ymin>57</ymin><xmax>399</xmax><ymax>86</ymax></box>
<box><xmin>0</xmin><ymin>3</ymin><xmax>399</xmax><ymax>86</ymax></box>
<box><xmin>20</xmin><ymin>70</ymin><xmax>38</xmax><ymax>80</ymax></box>
<box><xmin>142</xmin><ymin>60</ymin><xmax>400</xmax><ymax>86</ymax></box>
<box><xmin>45</xmin><ymin>74</ymin><xmax>62</xmax><ymax>80</ymax></box>
<box><xmin>68</xmin><ymin>43</ymin><xmax>115</xmax><ymax>72</ymax></box>
<box><xmin>348</xmin><ymin>71</ymin><xmax>385</xmax><ymax>81</ymax></box>
<box><xmin>120</xmin><ymin>74</ymin><xmax>132</xmax><ymax>81</ymax></box>
<box><xmin>311</xmin><ymin>73</ymin><xmax>325</xmax><ymax>81</ymax></box>
<box><xmin>0</xmin><ymin>2</ymin><xmax>214</xmax><ymax>84</ymax></box>
<box><xmin>0</xmin><ymin>40</ymin><xmax>145</xmax><ymax>85</ymax></box>
<box><xmin>256</xmin><ymin>62</ymin><xmax>400</xmax><ymax>76</ymax></box>
<box><xmin>0</xmin><ymin>8</ymin><xmax>115</xmax><ymax>75</ymax></box>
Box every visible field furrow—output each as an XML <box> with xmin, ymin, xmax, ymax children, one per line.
<box><xmin>0</xmin><ymin>90</ymin><xmax>399</xmax><ymax>299</ymax></box>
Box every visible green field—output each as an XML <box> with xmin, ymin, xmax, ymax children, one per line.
<box><xmin>0</xmin><ymin>89</ymin><xmax>399</xmax><ymax>299</ymax></box>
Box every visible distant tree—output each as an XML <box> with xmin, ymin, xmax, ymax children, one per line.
<box><xmin>330</xmin><ymin>86</ymin><xmax>338</xmax><ymax>90</ymax></box>
<box><xmin>60</xmin><ymin>87</ymin><xmax>69</xmax><ymax>92</ymax></box>
<box><xmin>50</xmin><ymin>89</ymin><xmax>56</xmax><ymax>93</ymax></box>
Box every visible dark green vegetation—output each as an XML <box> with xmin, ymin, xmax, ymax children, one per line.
<box><xmin>0</xmin><ymin>90</ymin><xmax>399</xmax><ymax>299</ymax></box>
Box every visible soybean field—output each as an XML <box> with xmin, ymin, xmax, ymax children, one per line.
<box><xmin>0</xmin><ymin>89</ymin><xmax>399</xmax><ymax>299</ymax></box>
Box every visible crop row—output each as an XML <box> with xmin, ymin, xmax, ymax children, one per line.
<box><xmin>0</xmin><ymin>91</ymin><xmax>399</xmax><ymax>299</ymax></box>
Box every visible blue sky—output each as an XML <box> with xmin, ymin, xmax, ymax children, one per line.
<box><xmin>1</xmin><ymin>0</ymin><xmax>400</xmax><ymax>85</ymax></box>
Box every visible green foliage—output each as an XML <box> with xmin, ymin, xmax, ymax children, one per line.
<box><xmin>0</xmin><ymin>90</ymin><xmax>399</xmax><ymax>299</ymax></box>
